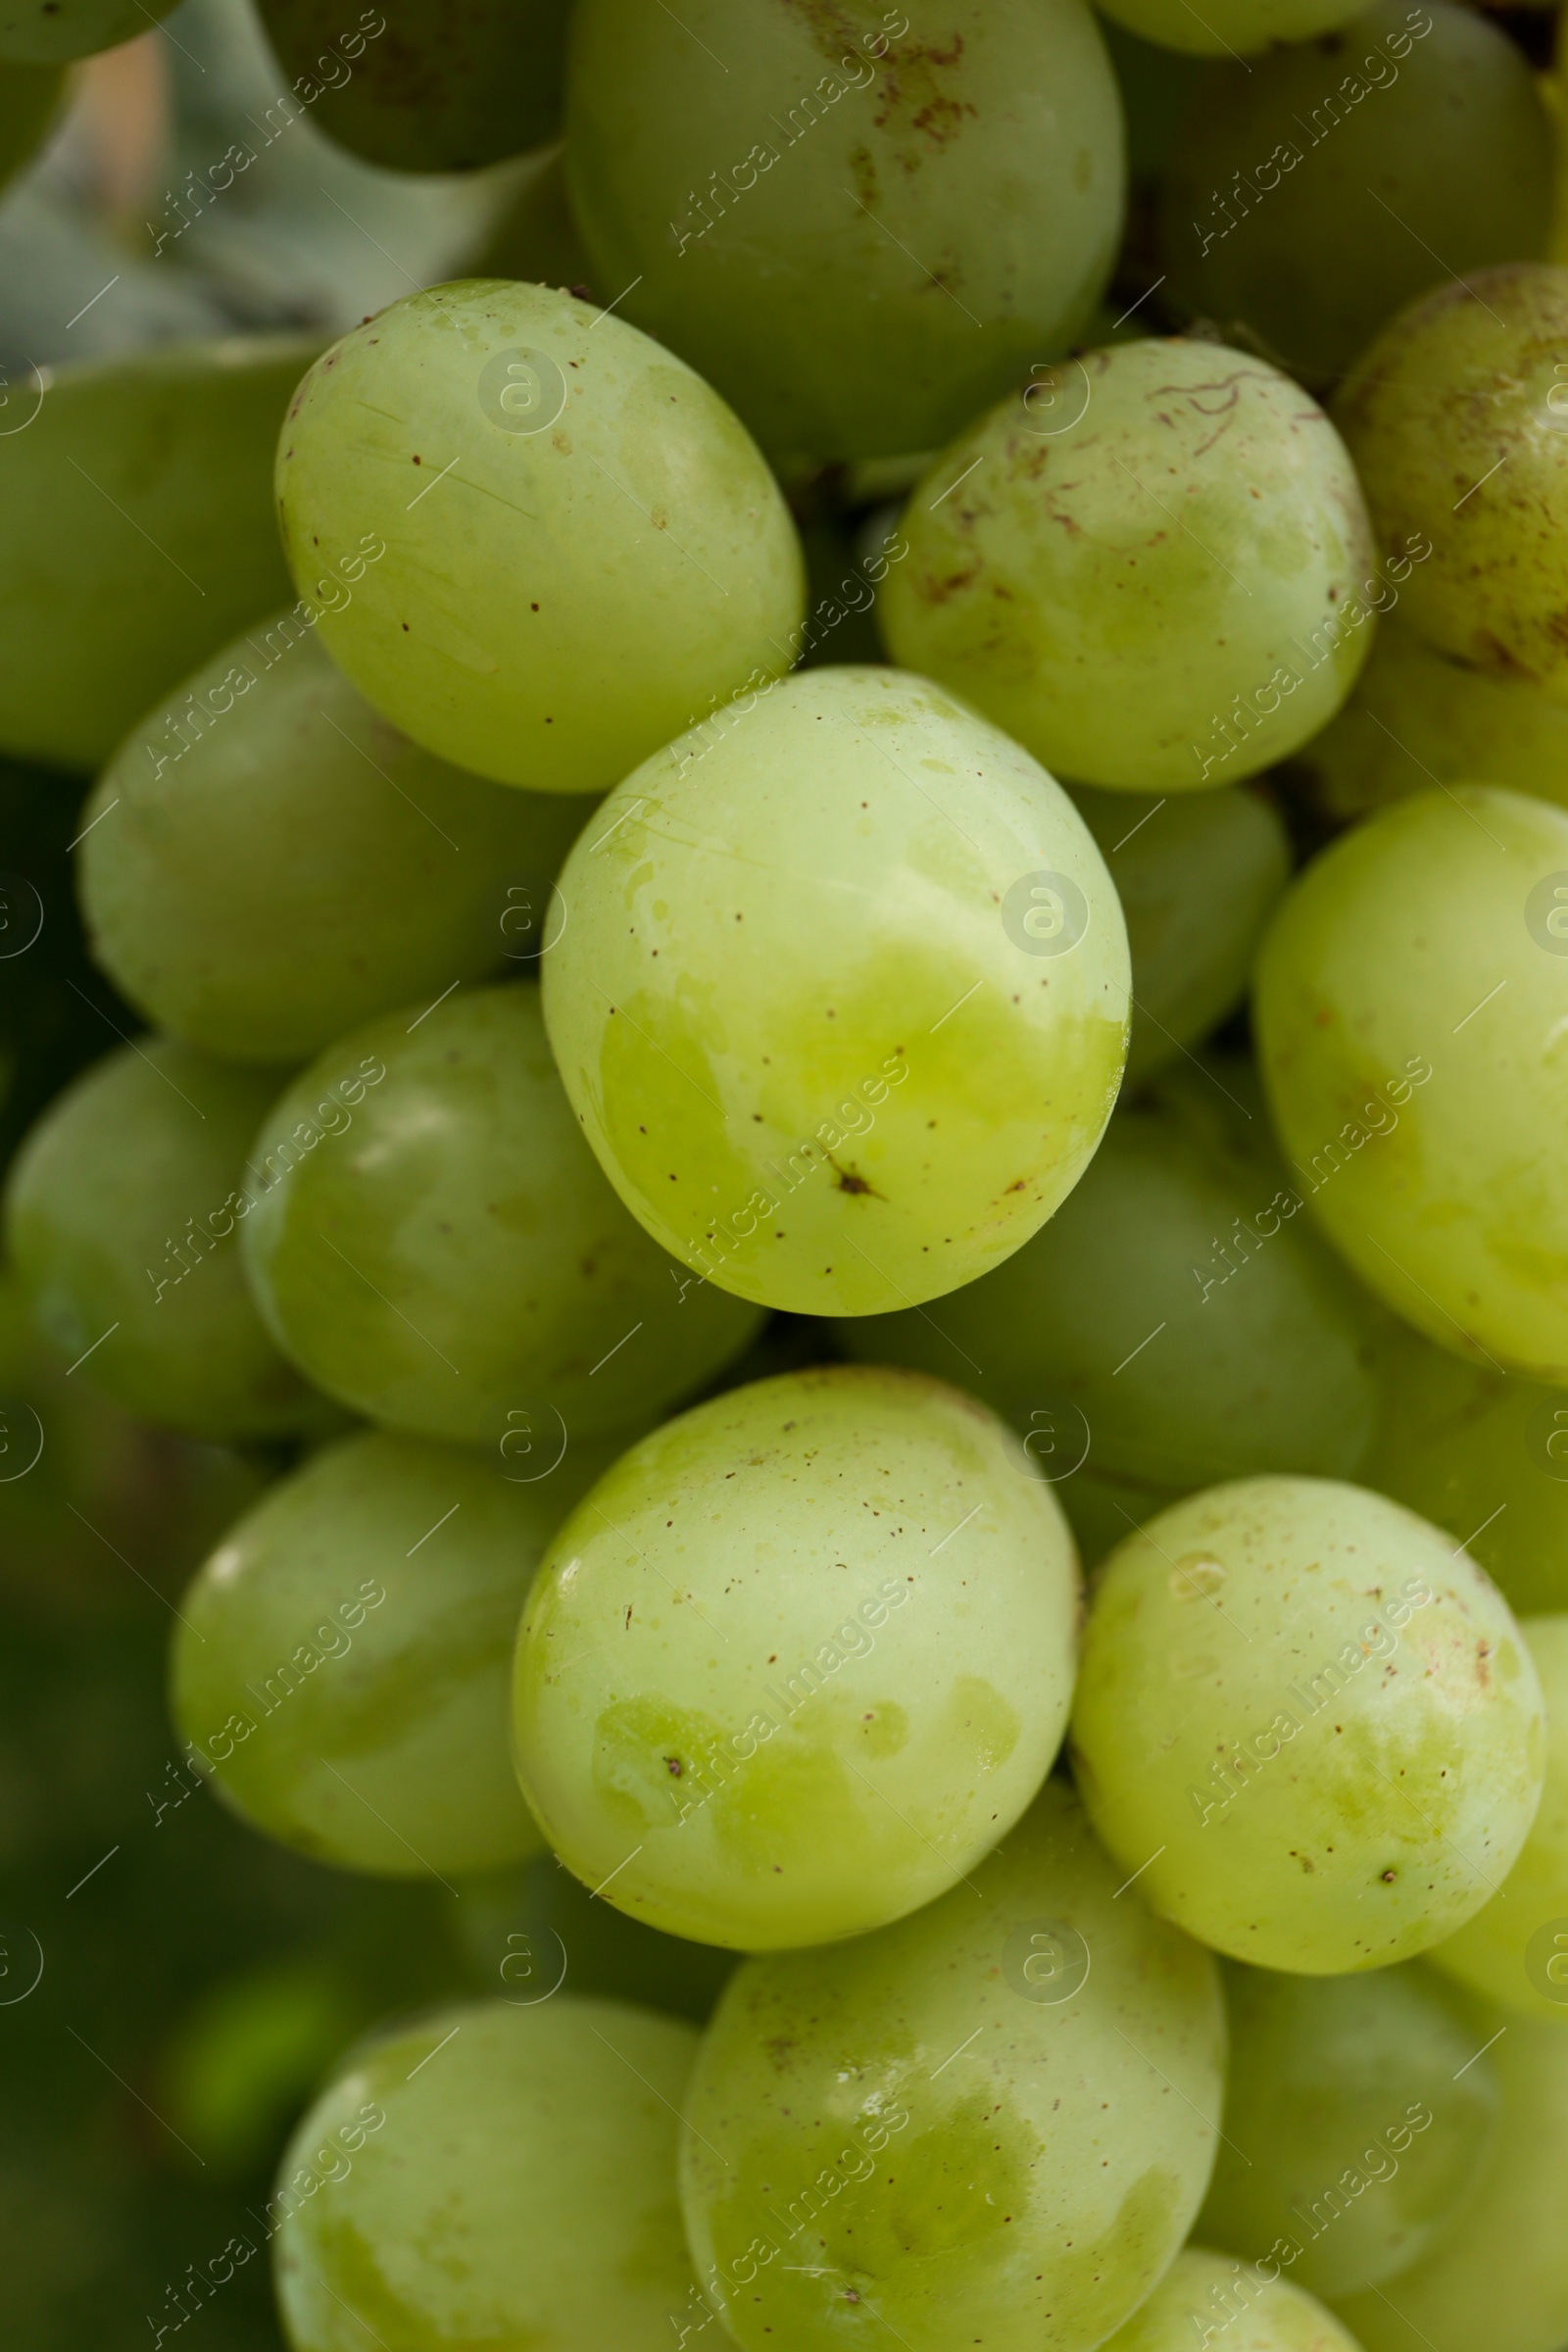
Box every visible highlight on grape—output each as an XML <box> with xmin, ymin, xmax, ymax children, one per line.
<box><xmin>6</xmin><ymin>7</ymin><xmax>1568</xmax><ymax>2351</ymax></box>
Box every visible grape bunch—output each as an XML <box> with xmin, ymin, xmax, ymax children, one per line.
<box><xmin>5</xmin><ymin>3</ymin><xmax>1568</xmax><ymax>2351</ymax></box>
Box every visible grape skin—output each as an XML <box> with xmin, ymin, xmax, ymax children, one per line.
<box><xmin>273</xmin><ymin>280</ymin><xmax>807</xmax><ymax>793</ymax></box>
<box><xmin>271</xmin><ymin>1996</ymin><xmax>702</xmax><ymax>2352</ymax></box>
<box><xmin>881</xmin><ymin>339</ymin><xmax>1376</xmax><ymax>791</ymax></box>
<box><xmin>239</xmin><ymin>982</ymin><xmax>762</xmax><ymax>1449</ymax></box>
<box><xmin>514</xmin><ymin>1364</ymin><xmax>1080</xmax><ymax>1950</ymax></box>
<box><xmin>1069</xmin><ymin>1475</ymin><xmax>1545</xmax><ymax>1973</ymax></box>
<box><xmin>542</xmin><ymin>665</ymin><xmax>1130</xmax><ymax>1317</ymax></box>
<box><xmin>0</xmin><ymin>0</ymin><xmax>174</xmax><ymax>61</ymax></box>
<box><xmin>1101</xmin><ymin>2247</ymin><xmax>1364</xmax><ymax>2350</ymax></box>
<box><xmin>78</xmin><ymin>617</ymin><xmax>596</xmax><ymax>1066</ymax></box>
<box><xmin>678</xmin><ymin>1775</ymin><xmax>1224</xmax><ymax>2352</ymax></box>
<box><xmin>1098</xmin><ymin>0</ymin><xmax>1368</xmax><ymax>57</ymax></box>
<box><xmin>1254</xmin><ymin>785</ymin><xmax>1568</xmax><ymax>1381</ymax></box>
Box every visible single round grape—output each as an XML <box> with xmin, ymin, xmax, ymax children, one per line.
<box><xmin>273</xmin><ymin>280</ymin><xmax>805</xmax><ymax>793</ymax></box>
<box><xmin>679</xmin><ymin>1775</ymin><xmax>1224</xmax><ymax>2352</ymax></box>
<box><xmin>564</xmin><ymin>0</ymin><xmax>1123</xmax><ymax>464</ymax></box>
<box><xmin>1254</xmin><ymin>786</ymin><xmax>1568</xmax><ymax>1381</ymax></box>
<box><xmin>4</xmin><ymin>1040</ymin><xmax>328</xmax><ymax>1442</ymax></box>
<box><xmin>1330</xmin><ymin>2009</ymin><xmax>1568</xmax><ymax>2352</ymax></box>
<box><xmin>514</xmin><ymin>1365</ymin><xmax>1079</xmax><ymax>1950</ymax></box>
<box><xmin>1428</xmin><ymin>1616</ymin><xmax>1568</xmax><ymax>2024</ymax></box>
<box><xmin>1199</xmin><ymin>1961</ymin><xmax>1498</xmax><ymax>2298</ymax></box>
<box><xmin>1290</xmin><ymin>620</ymin><xmax>1568</xmax><ymax>826</ymax></box>
<box><xmin>1069</xmin><ymin>1475</ymin><xmax>1545</xmax><ymax>1973</ymax></box>
<box><xmin>1068</xmin><ymin>785</ymin><xmax>1290</xmax><ymax>1085</ymax></box>
<box><xmin>1101</xmin><ymin>2248</ymin><xmax>1365</xmax><ymax>2351</ymax></box>
<box><xmin>1361</xmin><ymin>1323</ymin><xmax>1568</xmax><ymax>1618</ymax></box>
<box><xmin>1159</xmin><ymin>1</ymin><xmax>1551</xmax><ymax>387</ymax></box>
<box><xmin>542</xmin><ymin>666</ymin><xmax>1130</xmax><ymax>1317</ymax></box>
<box><xmin>0</xmin><ymin>58</ymin><xmax>64</xmax><ymax>182</ymax></box>
<box><xmin>456</xmin><ymin>1849</ymin><xmax>738</xmax><ymax>2023</ymax></box>
<box><xmin>472</xmin><ymin>144</ymin><xmax>594</xmax><ymax>290</ymax></box>
<box><xmin>1099</xmin><ymin>0</ymin><xmax>1368</xmax><ymax>57</ymax></box>
<box><xmin>272</xmin><ymin>1996</ymin><xmax>702</xmax><ymax>2352</ymax></box>
<box><xmin>840</xmin><ymin>1070</ymin><xmax>1390</xmax><ymax>1494</ymax></box>
<box><xmin>79</xmin><ymin>617</ymin><xmax>594</xmax><ymax>1065</ymax></box>
<box><xmin>0</xmin><ymin>0</ymin><xmax>173</xmax><ymax>60</ymax></box>
<box><xmin>0</xmin><ymin>336</ymin><xmax>315</xmax><ymax>774</ymax></box>
<box><xmin>1333</xmin><ymin>264</ymin><xmax>1568</xmax><ymax>696</ymax></box>
<box><xmin>880</xmin><ymin>338</ymin><xmax>1376</xmax><ymax>792</ymax></box>
<box><xmin>255</xmin><ymin>0</ymin><xmax>567</xmax><ymax>172</ymax></box>
<box><xmin>172</xmin><ymin>1426</ymin><xmax>620</xmax><ymax>1879</ymax></box>
<box><xmin>240</xmin><ymin>981</ymin><xmax>760</xmax><ymax>1447</ymax></box>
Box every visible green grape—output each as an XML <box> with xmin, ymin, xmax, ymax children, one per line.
<box><xmin>1069</xmin><ymin>1475</ymin><xmax>1545</xmax><ymax>1973</ymax></box>
<box><xmin>255</xmin><ymin>0</ymin><xmax>567</xmax><ymax>173</ymax></box>
<box><xmin>457</xmin><ymin>1850</ymin><xmax>738</xmax><ymax>2022</ymax></box>
<box><xmin>240</xmin><ymin>982</ymin><xmax>761</xmax><ymax>1447</ymax></box>
<box><xmin>4</xmin><ymin>1040</ymin><xmax>329</xmax><ymax>1442</ymax></box>
<box><xmin>472</xmin><ymin>144</ymin><xmax>595</xmax><ymax>290</ymax></box>
<box><xmin>678</xmin><ymin>1775</ymin><xmax>1225</xmax><ymax>2352</ymax></box>
<box><xmin>1100</xmin><ymin>2248</ymin><xmax>1365</xmax><ymax>2351</ymax></box>
<box><xmin>542</xmin><ymin>666</ymin><xmax>1130</xmax><ymax>1317</ymax></box>
<box><xmin>172</xmin><ymin>1424</ymin><xmax>622</xmax><ymax>1879</ymax></box>
<box><xmin>1254</xmin><ymin>785</ymin><xmax>1568</xmax><ymax>1380</ymax></box>
<box><xmin>78</xmin><ymin>617</ymin><xmax>595</xmax><ymax>1066</ymax></box>
<box><xmin>0</xmin><ymin>58</ymin><xmax>64</xmax><ymax>181</ymax></box>
<box><xmin>272</xmin><ymin>1996</ymin><xmax>702</xmax><ymax>2352</ymax></box>
<box><xmin>1427</xmin><ymin>1616</ymin><xmax>1568</xmax><ymax>2024</ymax></box>
<box><xmin>0</xmin><ymin>336</ymin><xmax>316</xmax><ymax>774</ymax></box>
<box><xmin>514</xmin><ymin>1364</ymin><xmax>1080</xmax><ymax>1950</ymax></box>
<box><xmin>1331</xmin><ymin>2009</ymin><xmax>1568</xmax><ymax>2352</ymax></box>
<box><xmin>0</xmin><ymin>0</ymin><xmax>172</xmax><ymax>60</ymax></box>
<box><xmin>880</xmin><ymin>338</ymin><xmax>1377</xmax><ymax>792</ymax></box>
<box><xmin>840</xmin><ymin>1068</ymin><xmax>1390</xmax><ymax>1495</ymax></box>
<box><xmin>159</xmin><ymin>1956</ymin><xmax>360</xmax><ymax>2178</ymax></box>
<box><xmin>564</xmin><ymin>0</ymin><xmax>1124</xmax><ymax>464</ymax></box>
<box><xmin>1198</xmin><ymin>1961</ymin><xmax>1498</xmax><ymax>2298</ymax></box>
<box><xmin>1360</xmin><ymin>1322</ymin><xmax>1568</xmax><ymax>1617</ymax></box>
<box><xmin>1068</xmin><ymin>785</ymin><xmax>1290</xmax><ymax>1085</ymax></box>
<box><xmin>1290</xmin><ymin>619</ymin><xmax>1568</xmax><ymax>825</ymax></box>
<box><xmin>1333</xmin><ymin>264</ymin><xmax>1568</xmax><ymax>696</ymax></box>
<box><xmin>1159</xmin><ymin>1</ymin><xmax>1551</xmax><ymax>387</ymax></box>
<box><xmin>1098</xmin><ymin>0</ymin><xmax>1369</xmax><ymax>57</ymax></box>
<box><xmin>273</xmin><ymin>280</ymin><xmax>805</xmax><ymax>793</ymax></box>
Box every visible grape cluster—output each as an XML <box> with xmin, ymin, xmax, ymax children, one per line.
<box><xmin>4</xmin><ymin>3</ymin><xmax>1568</xmax><ymax>2351</ymax></box>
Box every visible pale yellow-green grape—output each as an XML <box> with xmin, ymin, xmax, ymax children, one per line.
<box><xmin>678</xmin><ymin>1776</ymin><xmax>1224</xmax><ymax>2352</ymax></box>
<box><xmin>1331</xmin><ymin>2010</ymin><xmax>1568</xmax><ymax>2352</ymax></box>
<box><xmin>1099</xmin><ymin>0</ymin><xmax>1368</xmax><ymax>55</ymax></box>
<box><xmin>1290</xmin><ymin>619</ymin><xmax>1568</xmax><ymax>825</ymax></box>
<box><xmin>172</xmin><ymin>1427</ymin><xmax>618</xmax><ymax>1879</ymax></box>
<box><xmin>0</xmin><ymin>0</ymin><xmax>172</xmax><ymax>58</ymax></box>
<box><xmin>514</xmin><ymin>1365</ymin><xmax>1079</xmax><ymax>1950</ymax></box>
<box><xmin>840</xmin><ymin>1071</ymin><xmax>1390</xmax><ymax>1495</ymax></box>
<box><xmin>1334</xmin><ymin>264</ymin><xmax>1568</xmax><ymax>696</ymax></box>
<box><xmin>273</xmin><ymin>280</ymin><xmax>805</xmax><ymax>792</ymax></box>
<box><xmin>542</xmin><ymin>666</ymin><xmax>1129</xmax><ymax>1317</ymax></box>
<box><xmin>1199</xmin><ymin>1962</ymin><xmax>1498</xmax><ymax>2298</ymax></box>
<box><xmin>1100</xmin><ymin>2249</ymin><xmax>1365</xmax><ymax>2352</ymax></box>
<box><xmin>564</xmin><ymin>0</ymin><xmax>1123</xmax><ymax>464</ymax></box>
<box><xmin>1361</xmin><ymin>1322</ymin><xmax>1568</xmax><ymax>1617</ymax></box>
<box><xmin>271</xmin><ymin>1997</ymin><xmax>702</xmax><ymax>2352</ymax></box>
<box><xmin>256</xmin><ymin>0</ymin><xmax>567</xmax><ymax>172</ymax></box>
<box><xmin>239</xmin><ymin>983</ymin><xmax>761</xmax><ymax>1447</ymax></box>
<box><xmin>1069</xmin><ymin>1476</ymin><xmax>1545</xmax><ymax>1973</ymax></box>
<box><xmin>1428</xmin><ymin>1617</ymin><xmax>1568</xmax><ymax>2023</ymax></box>
<box><xmin>1254</xmin><ymin>787</ymin><xmax>1568</xmax><ymax>1380</ymax></box>
<box><xmin>880</xmin><ymin>339</ymin><xmax>1377</xmax><ymax>792</ymax></box>
<box><xmin>3</xmin><ymin>1041</ymin><xmax>329</xmax><ymax>1442</ymax></box>
<box><xmin>0</xmin><ymin>337</ymin><xmax>315</xmax><ymax>773</ymax></box>
<box><xmin>0</xmin><ymin>58</ymin><xmax>64</xmax><ymax>184</ymax></box>
<box><xmin>79</xmin><ymin>619</ymin><xmax>595</xmax><ymax>1065</ymax></box>
<box><xmin>1069</xmin><ymin>784</ymin><xmax>1290</xmax><ymax>1085</ymax></box>
<box><xmin>1159</xmin><ymin>1</ymin><xmax>1551</xmax><ymax>388</ymax></box>
<box><xmin>456</xmin><ymin>1849</ymin><xmax>738</xmax><ymax>2022</ymax></box>
<box><xmin>473</xmin><ymin>144</ymin><xmax>595</xmax><ymax>289</ymax></box>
